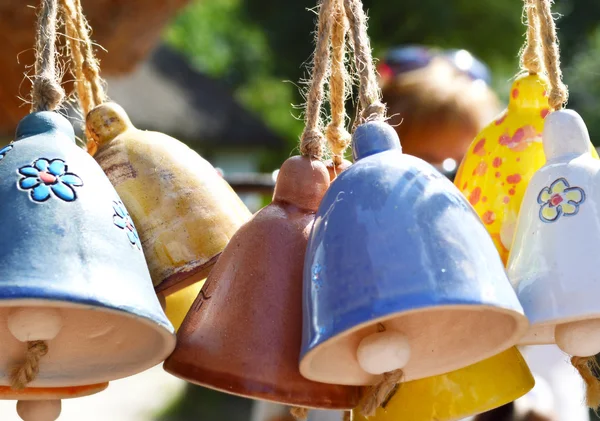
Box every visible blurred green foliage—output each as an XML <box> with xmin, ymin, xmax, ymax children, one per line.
<box><xmin>165</xmin><ymin>0</ymin><xmax>600</xmax><ymax>162</ymax></box>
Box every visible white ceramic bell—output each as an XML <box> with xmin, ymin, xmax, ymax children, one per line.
<box><xmin>508</xmin><ymin>109</ymin><xmax>600</xmax><ymax>356</ymax></box>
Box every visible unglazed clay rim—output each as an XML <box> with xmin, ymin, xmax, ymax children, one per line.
<box><xmin>0</xmin><ymin>299</ymin><xmax>176</xmax><ymax>385</ymax></box>
<box><xmin>162</xmin><ymin>360</ymin><xmax>358</xmax><ymax>410</ymax></box>
<box><xmin>517</xmin><ymin>313</ymin><xmax>600</xmax><ymax>346</ymax></box>
<box><xmin>300</xmin><ymin>303</ymin><xmax>529</xmax><ymax>385</ymax></box>
<box><xmin>154</xmin><ymin>252</ymin><xmax>221</xmax><ymax>296</ymax></box>
<box><xmin>0</xmin><ymin>383</ymin><xmax>108</xmax><ymax>401</ymax></box>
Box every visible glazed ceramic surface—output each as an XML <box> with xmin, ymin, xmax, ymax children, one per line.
<box><xmin>352</xmin><ymin>347</ymin><xmax>533</xmax><ymax>421</ymax></box>
<box><xmin>87</xmin><ymin>103</ymin><xmax>252</xmax><ymax>296</ymax></box>
<box><xmin>455</xmin><ymin>74</ymin><xmax>599</xmax><ymax>266</ymax></box>
<box><xmin>0</xmin><ymin>383</ymin><xmax>107</xmax><ymax>401</ymax></box>
<box><xmin>508</xmin><ymin>110</ymin><xmax>600</xmax><ymax>345</ymax></box>
<box><xmin>163</xmin><ymin>280</ymin><xmax>205</xmax><ymax>331</ymax></box>
<box><xmin>454</xmin><ymin>74</ymin><xmax>548</xmax><ymax>265</ymax></box>
<box><xmin>164</xmin><ymin>156</ymin><xmax>360</xmax><ymax>409</ymax></box>
<box><xmin>0</xmin><ymin>112</ymin><xmax>175</xmax><ymax>387</ymax></box>
<box><xmin>300</xmin><ymin>121</ymin><xmax>528</xmax><ymax>386</ymax></box>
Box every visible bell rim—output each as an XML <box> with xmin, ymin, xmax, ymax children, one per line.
<box><xmin>517</xmin><ymin>314</ymin><xmax>600</xmax><ymax>346</ymax></box>
<box><xmin>0</xmin><ymin>382</ymin><xmax>108</xmax><ymax>401</ymax></box>
<box><xmin>162</xmin><ymin>359</ymin><xmax>360</xmax><ymax>410</ymax></box>
<box><xmin>352</xmin><ymin>346</ymin><xmax>534</xmax><ymax>420</ymax></box>
<box><xmin>0</xmin><ymin>294</ymin><xmax>176</xmax><ymax>386</ymax></box>
<box><xmin>300</xmin><ymin>302</ymin><xmax>529</xmax><ymax>386</ymax></box>
<box><xmin>154</xmin><ymin>252</ymin><xmax>220</xmax><ymax>296</ymax></box>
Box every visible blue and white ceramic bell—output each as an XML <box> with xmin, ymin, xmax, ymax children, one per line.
<box><xmin>0</xmin><ymin>111</ymin><xmax>175</xmax><ymax>387</ymax></box>
<box><xmin>299</xmin><ymin>121</ymin><xmax>528</xmax><ymax>386</ymax></box>
<box><xmin>508</xmin><ymin>110</ymin><xmax>600</xmax><ymax>357</ymax></box>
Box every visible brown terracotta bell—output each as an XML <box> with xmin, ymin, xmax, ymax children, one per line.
<box><xmin>86</xmin><ymin>102</ymin><xmax>252</xmax><ymax>295</ymax></box>
<box><xmin>325</xmin><ymin>158</ymin><xmax>352</xmax><ymax>181</ymax></box>
<box><xmin>163</xmin><ymin>156</ymin><xmax>360</xmax><ymax>409</ymax></box>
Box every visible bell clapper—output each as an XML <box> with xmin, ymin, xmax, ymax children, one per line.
<box><xmin>356</xmin><ymin>329</ymin><xmax>411</xmax><ymax>375</ymax></box>
<box><xmin>555</xmin><ymin>319</ymin><xmax>600</xmax><ymax>357</ymax></box>
<box><xmin>7</xmin><ymin>308</ymin><xmax>63</xmax><ymax>342</ymax></box>
<box><xmin>16</xmin><ymin>400</ymin><xmax>61</xmax><ymax>421</ymax></box>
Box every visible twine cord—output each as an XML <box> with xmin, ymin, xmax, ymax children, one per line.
<box><xmin>520</xmin><ymin>0</ymin><xmax>543</xmax><ymax>75</ymax></box>
<box><xmin>535</xmin><ymin>0</ymin><xmax>567</xmax><ymax>110</ymax></box>
<box><xmin>31</xmin><ymin>0</ymin><xmax>65</xmax><ymax>112</ymax></box>
<box><xmin>10</xmin><ymin>341</ymin><xmax>49</xmax><ymax>390</ymax></box>
<box><xmin>358</xmin><ymin>323</ymin><xmax>403</xmax><ymax>417</ymax></box>
<box><xmin>300</xmin><ymin>0</ymin><xmax>336</xmax><ymax>159</ymax></box>
<box><xmin>572</xmin><ymin>356</ymin><xmax>600</xmax><ymax>409</ymax></box>
<box><xmin>326</xmin><ymin>0</ymin><xmax>351</xmax><ymax>166</ymax></box>
<box><xmin>60</xmin><ymin>0</ymin><xmax>106</xmax><ymax>114</ymax></box>
<box><xmin>59</xmin><ymin>0</ymin><xmax>106</xmax><ymax>155</ymax></box>
<box><xmin>343</xmin><ymin>0</ymin><xmax>385</xmax><ymax>123</ymax></box>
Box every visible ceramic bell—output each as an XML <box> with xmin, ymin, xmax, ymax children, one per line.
<box><xmin>160</xmin><ymin>280</ymin><xmax>205</xmax><ymax>331</ymax></box>
<box><xmin>508</xmin><ymin>109</ymin><xmax>600</xmax><ymax>356</ymax></box>
<box><xmin>454</xmin><ymin>74</ymin><xmax>548</xmax><ymax>264</ymax></box>
<box><xmin>299</xmin><ymin>121</ymin><xmax>528</xmax><ymax>386</ymax></box>
<box><xmin>0</xmin><ymin>111</ymin><xmax>175</xmax><ymax>387</ymax></box>
<box><xmin>0</xmin><ymin>383</ymin><xmax>107</xmax><ymax>421</ymax></box>
<box><xmin>86</xmin><ymin>102</ymin><xmax>252</xmax><ymax>296</ymax></box>
<box><xmin>455</xmin><ymin>74</ymin><xmax>599</xmax><ymax>265</ymax></box>
<box><xmin>352</xmin><ymin>347</ymin><xmax>533</xmax><ymax>421</ymax></box>
<box><xmin>164</xmin><ymin>156</ymin><xmax>360</xmax><ymax>409</ymax></box>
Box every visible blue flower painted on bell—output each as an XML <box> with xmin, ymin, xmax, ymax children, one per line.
<box><xmin>537</xmin><ymin>177</ymin><xmax>585</xmax><ymax>223</ymax></box>
<box><xmin>18</xmin><ymin>158</ymin><xmax>83</xmax><ymax>202</ymax></box>
<box><xmin>0</xmin><ymin>144</ymin><xmax>13</xmax><ymax>161</ymax></box>
<box><xmin>113</xmin><ymin>200</ymin><xmax>141</xmax><ymax>249</ymax></box>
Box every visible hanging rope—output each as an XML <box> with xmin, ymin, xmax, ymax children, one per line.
<box><xmin>356</xmin><ymin>323</ymin><xmax>403</xmax><ymax>417</ymax></box>
<box><xmin>535</xmin><ymin>0</ymin><xmax>567</xmax><ymax>110</ymax></box>
<box><xmin>31</xmin><ymin>0</ymin><xmax>65</xmax><ymax>112</ymax></box>
<box><xmin>10</xmin><ymin>341</ymin><xmax>49</xmax><ymax>390</ymax></box>
<box><xmin>59</xmin><ymin>0</ymin><xmax>107</xmax><ymax>155</ymax></box>
<box><xmin>12</xmin><ymin>0</ymin><xmax>63</xmax><ymax>389</ymax></box>
<box><xmin>572</xmin><ymin>356</ymin><xmax>600</xmax><ymax>409</ymax></box>
<box><xmin>290</xmin><ymin>407</ymin><xmax>309</xmax><ymax>421</ymax></box>
<box><xmin>520</xmin><ymin>0</ymin><xmax>543</xmax><ymax>75</ymax></box>
<box><xmin>326</xmin><ymin>0</ymin><xmax>351</xmax><ymax>166</ymax></box>
<box><xmin>299</xmin><ymin>0</ymin><xmax>336</xmax><ymax>159</ymax></box>
<box><xmin>343</xmin><ymin>0</ymin><xmax>385</xmax><ymax>123</ymax></box>
<box><xmin>342</xmin><ymin>411</ymin><xmax>352</xmax><ymax>421</ymax></box>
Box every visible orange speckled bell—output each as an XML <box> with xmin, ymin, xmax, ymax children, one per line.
<box><xmin>455</xmin><ymin>73</ymin><xmax>598</xmax><ymax>264</ymax></box>
<box><xmin>86</xmin><ymin>103</ymin><xmax>252</xmax><ymax>296</ymax></box>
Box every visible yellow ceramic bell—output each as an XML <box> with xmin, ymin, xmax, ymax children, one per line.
<box><xmin>455</xmin><ymin>73</ymin><xmax>598</xmax><ymax>264</ymax></box>
<box><xmin>160</xmin><ymin>280</ymin><xmax>205</xmax><ymax>331</ymax></box>
<box><xmin>86</xmin><ymin>102</ymin><xmax>252</xmax><ymax>296</ymax></box>
<box><xmin>353</xmin><ymin>347</ymin><xmax>533</xmax><ymax>421</ymax></box>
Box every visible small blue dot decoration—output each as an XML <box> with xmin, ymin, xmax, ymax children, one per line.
<box><xmin>18</xmin><ymin>158</ymin><xmax>83</xmax><ymax>202</ymax></box>
<box><xmin>113</xmin><ymin>200</ymin><xmax>141</xmax><ymax>249</ymax></box>
<box><xmin>0</xmin><ymin>144</ymin><xmax>13</xmax><ymax>161</ymax></box>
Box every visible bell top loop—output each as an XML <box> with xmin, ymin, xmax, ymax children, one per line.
<box><xmin>508</xmin><ymin>74</ymin><xmax>549</xmax><ymax>111</ymax></box>
<box><xmin>86</xmin><ymin>102</ymin><xmax>133</xmax><ymax>148</ymax></box>
<box><xmin>543</xmin><ymin>109</ymin><xmax>591</xmax><ymax>160</ymax></box>
<box><xmin>273</xmin><ymin>156</ymin><xmax>329</xmax><ymax>212</ymax></box>
<box><xmin>15</xmin><ymin>112</ymin><xmax>75</xmax><ymax>143</ymax></box>
<box><xmin>352</xmin><ymin>121</ymin><xmax>401</xmax><ymax>161</ymax></box>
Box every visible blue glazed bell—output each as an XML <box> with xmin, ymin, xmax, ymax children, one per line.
<box><xmin>299</xmin><ymin>121</ymin><xmax>528</xmax><ymax>386</ymax></box>
<box><xmin>0</xmin><ymin>111</ymin><xmax>175</xmax><ymax>388</ymax></box>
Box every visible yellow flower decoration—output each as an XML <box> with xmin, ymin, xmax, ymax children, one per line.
<box><xmin>537</xmin><ymin>178</ymin><xmax>585</xmax><ymax>223</ymax></box>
